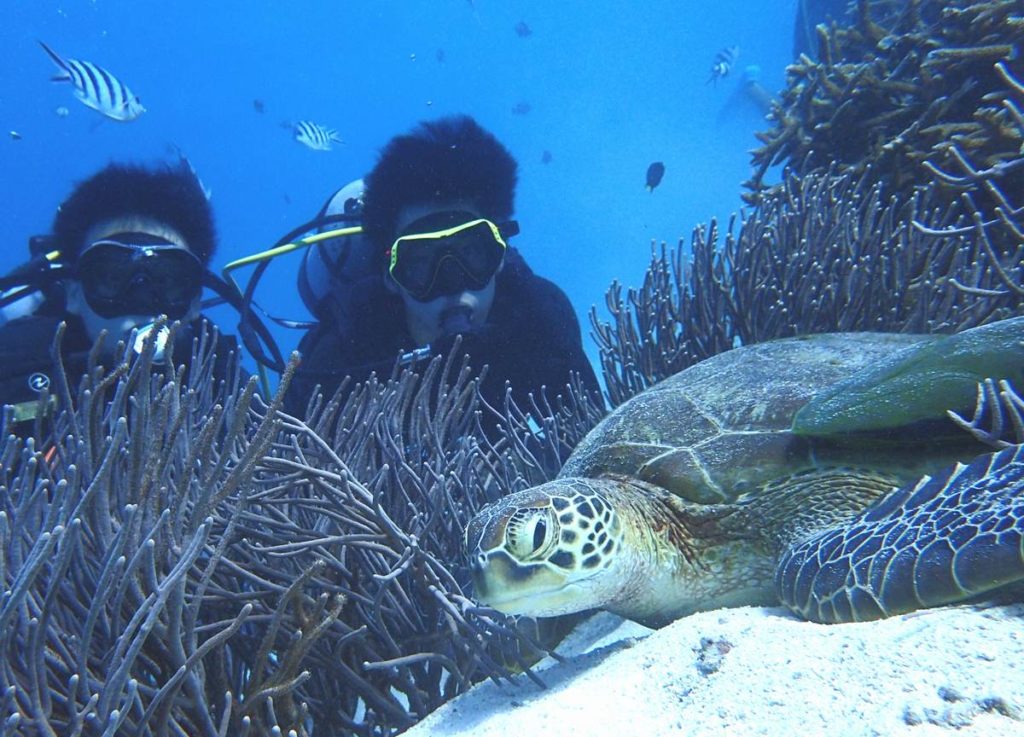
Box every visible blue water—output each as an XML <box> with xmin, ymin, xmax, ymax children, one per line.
<box><xmin>1</xmin><ymin>0</ymin><xmax>795</xmax><ymax>376</ymax></box>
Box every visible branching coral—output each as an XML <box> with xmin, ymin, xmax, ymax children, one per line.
<box><xmin>749</xmin><ymin>0</ymin><xmax>1023</xmax><ymax>209</ymax></box>
<box><xmin>244</xmin><ymin>353</ymin><xmax>602</xmax><ymax>734</ymax></box>
<box><xmin>592</xmin><ymin>163</ymin><xmax>1023</xmax><ymax>406</ymax></box>
<box><xmin>746</xmin><ymin>0</ymin><xmax>1024</xmax><ymax>298</ymax></box>
<box><xmin>0</xmin><ymin>325</ymin><xmax>337</xmax><ymax>735</ymax></box>
<box><xmin>592</xmin><ymin>2</ymin><xmax>1023</xmax><ymax>406</ymax></box>
<box><xmin>949</xmin><ymin>375</ymin><xmax>1024</xmax><ymax>447</ymax></box>
<box><xmin>0</xmin><ymin>326</ymin><xmax>604</xmax><ymax>736</ymax></box>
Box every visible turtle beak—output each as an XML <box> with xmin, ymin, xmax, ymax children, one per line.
<box><xmin>469</xmin><ymin>550</ymin><xmax>529</xmax><ymax>607</ymax></box>
<box><xmin>468</xmin><ymin>552</ymin><xmax>492</xmax><ymax>602</ymax></box>
<box><xmin>469</xmin><ymin>549</ymin><xmax>577</xmax><ymax>617</ymax></box>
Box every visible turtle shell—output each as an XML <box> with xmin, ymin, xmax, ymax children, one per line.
<box><xmin>561</xmin><ymin>332</ymin><xmax>949</xmax><ymax>505</ymax></box>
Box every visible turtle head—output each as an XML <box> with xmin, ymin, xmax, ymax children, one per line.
<box><xmin>465</xmin><ymin>478</ymin><xmax>628</xmax><ymax>618</ymax></box>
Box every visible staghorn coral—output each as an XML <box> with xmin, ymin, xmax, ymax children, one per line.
<box><xmin>747</xmin><ymin>0</ymin><xmax>1024</xmax><ymax>292</ymax></box>
<box><xmin>0</xmin><ymin>325</ymin><xmax>604</xmax><ymax>736</ymax></box>
<box><xmin>749</xmin><ymin>0</ymin><xmax>1023</xmax><ymax>211</ymax></box>
<box><xmin>914</xmin><ymin>134</ymin><xmax>1024</xmax><ymax>298</ymax></box>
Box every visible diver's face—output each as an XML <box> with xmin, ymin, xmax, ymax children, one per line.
<box><xmin>399</xmin><ymin>280</ymin><xmax>497</xmax><ymax>346</ymax></box>
<box><xmin>389</xmin><ymin>202</ymin><xmax>501</xmax><ymax>346</ymax></box>
<box><xmin>65</xmin><ymin>215</ymin><xmax>202</xmax><ymax>349</ymax></box>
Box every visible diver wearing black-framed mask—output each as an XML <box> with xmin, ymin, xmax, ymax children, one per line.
<box><xmin>75</xmin><ymin>233</ymin><xmax>203</xmax><ymax>320</ymax></box>
<box><xmin>0</xmin><ymin>161</ymin><xmax>241</xmax><ymax>431</ymax></box>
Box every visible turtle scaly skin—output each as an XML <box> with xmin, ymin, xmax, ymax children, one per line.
<box><xmin>778</xmin><ymin>443</ymin><xmax>1024</xmax><ymax>623</ymax></box>
<box><xmin>465</xmin><ymin>317</ymin><xmax>1024</xmax><ymax>626</ymax></box>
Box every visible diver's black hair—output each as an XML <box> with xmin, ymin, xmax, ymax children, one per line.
<box><xmin>52</xmin><ymin>162</ymin><xmax>216</xmax><ymax>265</ymax></box>
<box><xmin>361</xmin><ymin>115</ymin><xmax>518</xmax><ymax>258</ymax></box>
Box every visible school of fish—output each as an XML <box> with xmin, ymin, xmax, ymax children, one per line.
<box><xmin>31</xmin><ymin>32</ymin><xmax>742</xmax><ymax>174</ymax></box>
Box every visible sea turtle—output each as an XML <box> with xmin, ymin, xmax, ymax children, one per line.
<box><xmin>465</xmin><ymin>317</ymin><xmax>1024</xmax><ymax>626</ymax></box>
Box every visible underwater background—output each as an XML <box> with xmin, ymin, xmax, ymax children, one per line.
<box><xmin>0</xmin><ymin>0</ymin><xmax>795</xmax><ymax>374</ymax></box>
<box><xmin>3</xmin><ymin>3</ymin><xmax>1024</xmax><ymax>734</ymax></box>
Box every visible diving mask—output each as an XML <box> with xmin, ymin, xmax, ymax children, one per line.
<box><xmin>76</xmin><ymin>233</ymin><xmax>203</xmax><ymax>320</ymax></box>
<box><xmin>388</xmin><ymin>212</ymin><xmax>517</xmax><ymax>302</ymax></box>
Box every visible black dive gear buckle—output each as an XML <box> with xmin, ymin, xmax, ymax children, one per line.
<box><xmin>76</xmin><ymin>234</ymin><xmax>203</xmax><ymax>320</ymax></box>
<box><xmin>388</xmin><ymin>211</ymin><xmax>517</xmax><ymax>302</ymax></box>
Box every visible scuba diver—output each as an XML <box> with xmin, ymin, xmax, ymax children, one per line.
<box><xmin>0</xmin><ymin>161</ymin><xmax>241</xmax><ymax>430</ymax></box>
<box><xmin>286</xmin><ymin>114</ymin><xmax>603</xmax><ymax>418</ymax></box>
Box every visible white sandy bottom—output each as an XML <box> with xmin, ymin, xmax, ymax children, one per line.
<box><xmin>402</xmin><ymin>603</ymin><xmax>1024</xmax><ymax>737</ymax></box>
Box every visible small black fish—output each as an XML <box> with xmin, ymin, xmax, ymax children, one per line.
<box><xmin>515</xmin><ymin>21</ymin><xmax>532</xmax><ymax>38</ymax></box>
<box><xmin>707</xmin><ymin>46</ymin><xmax>739</xmax><ymax>85</ymax></box>
<box><xmin>541</xmin><ymin>150</ymin><xmax>553</xmax><ymax>164</ymax></box>
<box><xmin>436</xmin><ymin>48</ymin><xmax>446</xmax><ymax>63</ymax></box>
<box><xmin>253</xmin><ymin>99</ymin><xmax>265</xmax><ymax>114</ymax></box>
<box><xmin>646</xmin><ymin>162</ymin><xmax>665</xmax><ymax>192</ymax></box>
<box><xmin>512</xmin><ymin>101</ymin><xmax>532</xmax><ymax>116</ymax></box>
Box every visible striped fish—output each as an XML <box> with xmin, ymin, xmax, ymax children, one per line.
<box><xmin>707</xmin><ymin>45</ymin><xmax>740</xmax><ymax>86</ymax></box>
<box><xmin>293</xmin><ymin>120</ymin><xmax>343</xmax><ymax>151</ymax></box>
<box><xmin>39</xmin><ymin>41</ymin><xmax>145</xmax><ymax>122</ymax></box>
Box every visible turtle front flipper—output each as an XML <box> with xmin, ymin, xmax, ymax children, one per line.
<box><xmin>793</xmin><ymin>316</ymin><xmax>1024</xmax><ymax>436</ymax></box>
<box><xmin>776</xmin><ymin>444</ymin><xmax>1024</xmax><ymax>623</ymax></box>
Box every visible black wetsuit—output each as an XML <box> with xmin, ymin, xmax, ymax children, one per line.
<box><xmin>0</xmin><ymin>314</ymin><xmax>239</xmax><ymax>432</ymax></box>
<box><xmin>286</xmin><ymin>247</ymin><xmax>603</xmax><ymax>418</ymax></box>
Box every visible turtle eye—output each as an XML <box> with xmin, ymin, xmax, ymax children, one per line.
<box><xmin>506</xmin><ymin>508</ymin><xmax>556</xmax><ymax>560</ymax></box>
<box><xmin>532</xmin><ymin>518</ymin><xmax>547</xmax><ymax>552</ymax></box>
